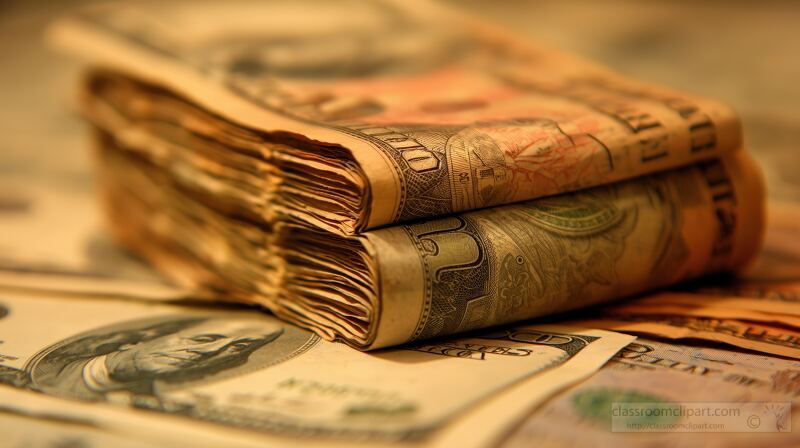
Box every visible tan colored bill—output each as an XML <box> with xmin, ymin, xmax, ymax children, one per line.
<box><xmin>0</xmin><ymin>290</ymin><xmax>632</xmax><ymax>447</ymax></box>
<box><xmin>360</xmin><ymin>150</ymin><xmax>764</xmax><ymax>348</ymax></box>
<box><xmin>603</xmin><ymin>302</ymin><xmax>800</xmax><ymax>329</ymax></box>
<box><xmin>51</xmin><ymin>0</ymin><xmax>742</xmax><ymax>232</ymax></box>
<box><xmin>95</xmin><ymin>125</ymin><xmax>765</xmax><ymax>348</ymax></box>
<box><xmin>0</xmin><ymin>405</ymin><xmax>208</xmax><ymax>448</ymax></box>
<box><xmin>635</xmin><ymin>289</ymin><xmax>800</xmax><ymax>318</ymax></box>
<box><xmin>501</xmin><ymin>338</ymin><xmax>800</xmax><ymax>448</ymax></box>
<box><xmin>573</xmin><ymin>315</ymin><xmax>800</xmax><ymax>359</ymax></box>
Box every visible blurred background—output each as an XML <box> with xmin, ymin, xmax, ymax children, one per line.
<box><xmin>1</xmin><ymin>0</ymin><xmax>799</xmax><ymax>199</ymax></box>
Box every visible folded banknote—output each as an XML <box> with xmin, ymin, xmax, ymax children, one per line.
<box><xmin>49</xmin><ymin>0</ymin><xmax>765</xmax><ymax>349</ymax></box>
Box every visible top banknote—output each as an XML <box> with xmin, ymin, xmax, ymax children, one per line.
<box><xmin>50</xmin><ymin>0</ymin><xmax>741</xmax><ymax>234</ymax></box>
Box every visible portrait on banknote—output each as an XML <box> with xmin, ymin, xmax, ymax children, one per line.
<box><xmin>0</xmin><ymin>311</ymin><xmax>319</xmax><ymax>406</ymax></box>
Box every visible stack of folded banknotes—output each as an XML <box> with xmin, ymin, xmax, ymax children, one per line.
<box><xmin>48</xmin><ymin>0</ymin><xmax>767</xmax><ymax>352</ymax></box>
<box><xmin>2</xmin><ymin>0</ymin><xmax>799</xmax><ymax>446</ymax></box>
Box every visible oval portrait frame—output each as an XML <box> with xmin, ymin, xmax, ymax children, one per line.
<box><xmin>25</xmin><ymin>310</ymin><xmax>319</xmax><ymax>400</ymax></box>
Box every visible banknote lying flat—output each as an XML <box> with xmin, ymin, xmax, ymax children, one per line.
<box><xmin>572</xmin><ymin>315</ymin><xmax>800</xmax><ymax>359</ymax></box>
<box><xmin>0</xmin><ymin>290</ymin><xmax>632</xmax><ymax>448</ymax></box>
<box><xmin>501</xmin><ymin>338</ymin><xmax>800</xmax><ymax>447</ymax></box>
<box><xmin>50</xmin><ymin>0</ymin><xmax>742</xmax><ymax>234</ymax></box>
<box><xmin>5</xmin><ymin>336</ymin><xmax>800</xmax><ymax>448</ymax></box>
<box><xmin>0</xmin><ymin>406</ymin><xmax>194</xmax><ymax>448</ymax></box>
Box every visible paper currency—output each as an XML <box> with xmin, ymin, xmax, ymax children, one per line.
<box><xmin>0</xmin><ymin>407</ymin><xmax>180</xmax><ymax>448</ymax></box>
<box><xmin>600</xmin><ymin>302</ymin><xmax>800</xmax><ymax>329</ymax></box>
<box><xmin>0</xmin><ymin>0</ymin><xmax>791</xmax><ymax>446</ymax></box>
<box><xmin>44</xmin><ymin>0</ymin><xmax>766</xmax><ymax>348</ymax></box>
<box><xmin>50</xmin><ymin>0</ymin><xmax>742</xmax><ymax>234</ymax></box>
<box><xmin>94</xmin><ymin>127</ymin><xmax>764</xmax><ymax>348</ymax></box>
<box><xmin>0</xmin><ymin>290</ymin><xmax>631</xmax><ymax>447</ymax></box>
<box><xmin>501</xmin><ymin>338</ymin><xmax>800</xmax><ymax>447</ymax></box>
<box><xmin>625</xmin><ymin>288</ymin><xmax>800</xmax><ymax>319</ymax></box>
<box><xmin>0</xmin><ymin>391</ymin><xmax>268</xmax><ymax>448</ymax></box>
<box><xmin>571</xmin><ymin>314</ymin><xmax>800</xmax><ymax>359</ymax></box>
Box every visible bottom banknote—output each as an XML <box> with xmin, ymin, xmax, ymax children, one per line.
<box><xmin>0</xmin><ymin>291</ymin><xmax>631</xmax><ymax>447</ymax></box>
<box><xmin>501</xmin><ymin>338</ymin><xmax>800</xmax><ymax>447</ymax></box>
